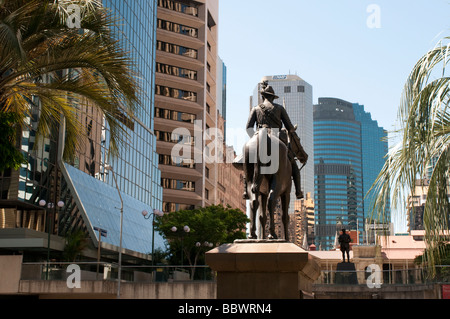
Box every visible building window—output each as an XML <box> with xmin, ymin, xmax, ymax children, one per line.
<box><xmin>157</xmin><ymin>40</ymin><xmax>197</xmax><ymax>59</ymax></box>
<box><xmin>159</xmin><ymin>154</ymin><xmax>195</xmax><ymax>169</ymax></box>
<box><xmin>205</xmin><ymin>188</ymin><xmax>209</xmax><ymax>200</ymax></box>
<box><xmin>155</xmin><ymin>130</ymin><xmax>195</xmax><ymax>145</ymax></box>
<box><xmin>298</xmin><ymin>85</ymin><xmax>305</xmax><ymax>93</ymax></box>
<box><xmin>155</xmin><ymin>107</ymin><xmax>196</xmax><ymax>124</ymax></box>
<box><xmin>205</xmin><ymin>167</ymin><xmax>209</xmax><ymax>178</ymax></box>
<box><xmin>156</xmin><ymin>62</ymin><xmax>197</xmax><ymax>80</ymax></box>
<box><xmin>158</xmin><ymin>0</ymin><xmax>198</xmax><ymax>17</ymax></box>
<box><xmin>157</xmin><ymin>19</ymin><xmax>198</xmax><ymax>38</ymax></box>
<box><xmin>284</xmin><ymin>86</ymin><xmax>291</xmax><ymax>93</ymax></box>
<box><xmin>155</xmin><ymin>85</ymin><xmax>197</xmax><ymax>102</ymax></box>
<box><xmin>161</xmin><ymin>178</ymin><xmax>195</xmax><ymax>192</ymax></box>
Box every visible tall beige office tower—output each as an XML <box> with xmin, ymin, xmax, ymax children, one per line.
<box><xmin>155</xmin><ymin>0</ymin><xmax>245</xmax><ymax>212</ymax></box>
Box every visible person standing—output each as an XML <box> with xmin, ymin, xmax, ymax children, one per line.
<box><xmin>338</xmin><ymin>229</ymin><xmax>352</xmax><ymax>262</ymax></box>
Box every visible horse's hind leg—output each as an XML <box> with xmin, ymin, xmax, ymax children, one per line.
<box><xmin>259</xmin><ymin>194</ymin><xmax>268</xmax><ymax>239</ymax></box>
<box><xmin>267</xmin><ymin>188</ymin><xmax>279</xmax><ymax>240</ymax></box>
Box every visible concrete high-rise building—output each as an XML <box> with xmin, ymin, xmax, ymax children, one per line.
<box><xmin>314</xmin><ymin>98</ymin><xmax>389</xmax><ymax>250</ymax></box>
<box><xmin>0</xmin><ymin>0</ymin><xmax>164</xmax><ymax>261</ymax></box>
<box><xmin>250</xmin><ymin>75</ymin><xmax>314</xmax><ymax>215</ymax></box>
<box><xmin>155</xmin><ymin>0</ymin><xmax>245</xmax><ymax>213</ymax></box>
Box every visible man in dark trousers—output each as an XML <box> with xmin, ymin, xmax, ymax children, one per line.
<box><xmin>338</xmin><ymin>229</ymin><xmax>352</xmax><ymax>262</ymax></box>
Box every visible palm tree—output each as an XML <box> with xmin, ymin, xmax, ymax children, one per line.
<box><xmin>62</xmin><ymin>228</ymin><xmax>89</xmax><ymax>262</ymax></box>
<box><xmin>371</xmin><ymin>36</ymin><xmax>450</xmax><ymax>270</ymax></box>
<box><xmin>0</xmin><ymin>0</ymin><xmax>140</xmax><ymax>163</ymax></box>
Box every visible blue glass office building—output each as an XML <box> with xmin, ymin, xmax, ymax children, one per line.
<box><xmin>352</xmin><ymin>103</ymin><xmax>390</xmax><ymax>224</ymax></box>
<box><xmin>314</xmin><ymin>98</ymin><xmax>364</xmax><ymax>250</ymax></box>
<box><xmin>61</xmin><ymin>0</ymin><xmax>164</xmax><ymax>255</ymax></box>
<box><xmin>313</xmin><ymin>98</ymin><xmax>389</xmax><ymax>250</ymax></box>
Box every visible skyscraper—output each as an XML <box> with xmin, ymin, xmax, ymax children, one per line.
<box><xmin>251</xmin><ymin>75</ymin><xmax>314</xmax><ymax>215</ymax></box>
<box><xmin>352</xmin><ymin>103</ymin><xmax>390</xmax><ymax>223</ymax></box>
<box><xmin>313</xmin><ymin>98</ymin><xmax>389</xmax><ymax>250</ymax></box>
<box><xmin>314</xmin><ymin>98</ymin><xmax>363</xmax><ymax>250</ymax></box>
<box><xmin>0</xmin><ymin>0</ymin><xmax>164</xmax><ymax>260</ymax></box>
<box><xmin>155</xmin><ymin>0</ymin><xmax>246</xmax><ymax>213</ymax></box>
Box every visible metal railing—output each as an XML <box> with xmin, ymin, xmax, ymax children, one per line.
<box><xmin>315</xmin><ymin>265</ymin><xmax>450</xmax><ymax>286</ymax></box>
<box><xmin>20</xmin><ymin>262</ymin><xmax>216</xmax><ymax>283</ymax></box>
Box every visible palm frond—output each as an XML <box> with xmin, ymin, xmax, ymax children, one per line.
<box><xmin>0</xmin><ymin>0</ymin><xmax>141</xmax><ymax>161</ymax></box>
<box><xmin>370</xmin><ymin>36</ymin><xmax>450</xmax><ymax>270</ymax></box>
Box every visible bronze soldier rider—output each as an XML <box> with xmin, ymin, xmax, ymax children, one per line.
<box><xmin>243</xmin><ymin>81</ymin><xmax>308</xmax><ymax>200</ymax></box>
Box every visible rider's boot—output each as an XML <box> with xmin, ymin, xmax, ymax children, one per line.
<box><xmin>292</xmin><ymin>162</ymin><xmax>303</xmax><ymax>199</ymax></box>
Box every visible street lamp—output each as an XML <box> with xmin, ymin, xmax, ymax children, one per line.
<box><xmin>196</xmin><ymin>241</ymin><xmax>213</xmax><ymax>248</ymax></box>
<box><xmin>39</xmin><ymin>199</ymin><xmax>64</xmax><ymax>280</ymax></box>
<box><xmin>171</xmin><ymin>225</ymin><xmax>190</xmax><ymax>266</ymax></box>
<box><xmin>104</xmin><ymin>165</ymin><xmax>123</xmax><ymax>299</ymax></box>
<box><xmin>142</xmin><ymin>209</ymin><xmax>165</xmax><ymax>265</ymax></box>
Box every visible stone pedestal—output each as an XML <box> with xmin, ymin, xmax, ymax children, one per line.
<box><xmin>335</xmin><ymin>262</ymin><xmax>358</xmax><ymax>285</ymax></box>
<box><xmin>205</xmin><ymin>240</ymin><xmax>319</xmax><ymax>299</ymax></box>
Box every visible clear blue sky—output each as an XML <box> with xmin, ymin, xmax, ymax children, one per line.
<box><xmin>218</xmin><ymin>0</ymin><xmax>450</xmax><ymax>232</ymax></box>
<box><xmin>219</xmin><ymin>0</ymin><xmax>450</xmax><ymax>145</ymax></box>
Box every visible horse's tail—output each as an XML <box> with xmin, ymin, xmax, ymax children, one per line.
<box><xmin>252</xmin><ymin>131</ymin><xmax>262</xmax><ymax>194</ymax></box>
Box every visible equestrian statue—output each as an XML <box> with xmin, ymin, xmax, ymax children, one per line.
<box><xmin>234</xmin><ymin>81</ymin><xmax>308</xmax><ymax>240</ymax></box>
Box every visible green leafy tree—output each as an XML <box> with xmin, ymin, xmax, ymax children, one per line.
<box><xmin>371</xmin><ymin>36</ymin><xmax>450</xmax><ymax>271</ymax></box>
<box><xmin>155</xmin><ymin>205</ymin><xmax>249</xmax><ymax>277</ymax></box>
<box><xmin>415</xmin><ymin>243</ymin><xmax>450</xmax><ymax>281</ymax></box>
<box><xmin>0</xmin><ymin>112</ymin><xmax>26</xmax><ymax>171</ymax></box>
<box><xmin>0</xmin><ymin>0</ymin><xmax>140</xmax><ymax>162</ymax></box>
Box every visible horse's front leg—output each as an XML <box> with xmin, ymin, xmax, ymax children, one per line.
<box><xmin>281</xmin><ymin>193</ymin><xmax>290</xmax><ymax>240</ymax></box>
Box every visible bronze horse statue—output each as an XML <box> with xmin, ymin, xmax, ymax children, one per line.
<box><xmin>241</xmin><ymin>128</ymin><xmax>292</xmax><ymax>240</ymax></box>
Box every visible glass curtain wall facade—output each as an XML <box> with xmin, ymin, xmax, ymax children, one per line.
<box><xmin>314</xmin><ymin>98</ymin><xmax>363</xmax><ymax>250</ymax></box>
<box><xmin>99</xmin><ymin>0</ymin><xmax>161</xmax><ymax>207</ymax></box>
<box><xmin>217</xmin><ymin>57</ymin><xmax>227</xmax><ymax>140</ymax></box>
<box><xmin>64</xmin><ymin>0</ymin><xmax>164</xmax><ymax>254</ymax></box>
<box><xmin>0</xmin><ymin>0</ymin><xmax>163</xmax><ymax>259</ymax></box>
<box><xmin>352</xmin><ymin>103</ymin><xmax>390</xmax><ymax>224</ymax></box>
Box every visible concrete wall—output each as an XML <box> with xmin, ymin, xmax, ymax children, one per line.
<box><xmin>0</xmin><ymin>256</ymin><xmax>216</xmax><ymax>299</ymax></box>
<box><xmin>313</xmin><ymin>284</ymin><xmax>442</xmax><ymax>299</ymax></box>
<box><xmin>13</xmin><ymin>280</ymin><xmax>444</xmax><ymax>299</ymax></box>
<box><xmin>18</xmin><ymin>280</ymin><xmax>217</xmax><ymax>299</ymax></box>
<box><xmin>0</xmin><ymin>255</ymin><xmax>22</xmax><ymax>294</ymax></box>
<box><xmin>0</xmin><ymin>256</ymin><xmax>444</xmax><ymax>299</ymax></box>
